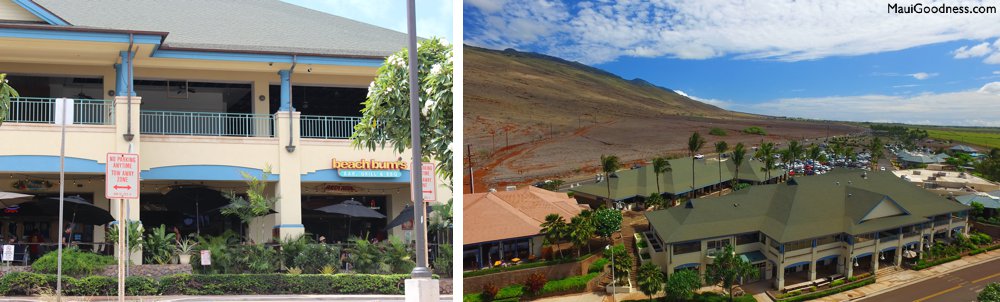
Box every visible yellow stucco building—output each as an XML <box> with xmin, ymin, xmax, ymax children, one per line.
<box><xmin>0</xmin><ymin>0</ymin><xmax>450</xmax><ymax>262</ymax></box>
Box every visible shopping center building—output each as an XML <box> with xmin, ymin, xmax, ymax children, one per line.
<box><xmin>642</xmin><ymin>169</ymin><xmax>969</xmax><ymax>290</ymax></box>
<box><xmin>0</xmin><ymin>0</ymin><xmax>450</xmax><ymax>261</ymax></box>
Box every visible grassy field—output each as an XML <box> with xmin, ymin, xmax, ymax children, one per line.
<box><xmin>923</xmin><ymin>128</ymin><xmax>1000</xmax><ymax>150</ymax></box>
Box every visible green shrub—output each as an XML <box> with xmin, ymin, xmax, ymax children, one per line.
<box><xmin>279</xmin><ymin>234</ymin><xmax>311</xmax><ymax>268</ymax></box>
<box><xmin>158</xmin><ymin>273</ymin><xmax>411</xmax><ymax>295</ymax></box>
<box><xmin>433</xmin><ymin>244</ymin><xmax>453</xmax><ymax>277</ymax></box>
<box><xmin>914</xmin><ymin>254</ymin><xmax>962</xmax><ymax>270</ymax></box>
<box><xmin>464</xmin><ymin>254</ymin><xmax>591</xmax><ymax>277</ymax></box>
<box><xmin>541</xmin><ymin>273</ymin><xmax>598</xmax><ymax>294</ymax></box>
<box><xmin>588</xmin><ymin>258</ymin><xmax>609</xmax><ymax>273</ymax></box>
<box><xmin>743</xmin><ymin>126</ymin><xmax>766</xmax><ymax>135</ymax></box>
<box><xmin>830</xmin><ymin>279</ymin><xmax>845</xmax><ymax>287</ymax></box>
<box><xmin>778</xmin><ymin>277</ymin><xmax>876</xmax><ymax>302</ymax></box>
<box><xmin>144</xmin><ymin>224</ymin><xmax>177</xmax><ymax>265</ymax></box>
<box><xmin>125</xmin><ymin>276</ymin><xmax>159</xmax><ymax>296</ymax></box>
<box><xmin>234</xmin><ymin>244</ymin><xmax>282</xmax><ymax>274</ymax></box>
<box><xmin>348</xmin><ymin>237</ymin><xmax>385</xmax><ymax>274</ymax></box>
<box><xmin>709</xmin><ymin>128</ymin><xmax>727</xmax><ymax>136</ymax></box>
<box><xmin>65</xmin><ymin>275</ymin><xmax>116</xmax><ymax>296</ymax></box>
<box><xmin>294</xmin><ymin>244</ymin><xmax>339</xmax><ymax>274</ymax></box>
<box><xmin>31</xmin><ymin>247</ymin><xmax>114</xmax><ymax>277</ymax></box>
<box><xmin>191</xmin><ymin>231</ymin><xmax>239</xmax><ymax>274</ymax></box>
<box><xmin>0</xmin><ymin>272</ymin><xmax>55</xmax><ymax>296</ymax></box>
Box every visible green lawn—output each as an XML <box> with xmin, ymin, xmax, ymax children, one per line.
<box><xmin>923</xmin><ymin>129</ymin><xmax>1000</xmax><ymax>149</ymax></box>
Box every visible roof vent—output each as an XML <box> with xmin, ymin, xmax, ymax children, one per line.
<box><xmin>684</xmin><ymin>200</ymin><xmax>694</xmax><ymax>208</ymax></box>
<box><xmin>848</xmin><ymin>193</ymin><xmax>852</xmax><ymax>197</ymax></box>
<box><xmin>732</xmin><ymin>203</ymin><xmax>740</xmax><ymax>207</ymax></box>
<box><xmin>848</xmin><ymin>180</ymin><xmax>852</xmax><ymax>184</ymax></box>
<box><xmin>505</xmin><ymin>186</ymin><xmax>517</xmax><ymax>191</ymax></box>
<box><xmin>836</xmin><ymin>181</ymin><xmax>840</xmax><ymax>185</ymax></box>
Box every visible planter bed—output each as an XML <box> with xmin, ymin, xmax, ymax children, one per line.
<box><xmin>768</xmin><ymin>276</ymin><xmax>876</xmax><ymax>302</ymax></box>
<box><xmin>0</xmin><ymin>272</ymin><xmax>443</xmax><ymax>296</ymax></box>
<box><xmin>462</xmin><ymin>272</ymin><xmax>599</xmax><ymax>302</ymax></box>
<box><xmin>463</xmin><ymin>254</ymin><xmax>590</xmax><ymax>278</ymax></box>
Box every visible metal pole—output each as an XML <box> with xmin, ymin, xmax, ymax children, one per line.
<box><xmin>118</xmin><ymin>200</ymin><xmax>124</xmax><ymax>302</ymax></box>
<box><xmin>610</xmin><ymin>244</ymin><xmax>615</xmax><ymax>302</ymax></box>
<box><xmin>467</xmin><ymin>144</ymin><xmax>474</xmax><ymax>194</ymax></box>
<box><xmin>56</xmin><ymin>99</ymin><xmax>66</xmax><ymax>301</ymax></box>
<box><xmin>406</xmin><ymin>0</ymin><xmax>431</xmax><ymax>279</ymax></box>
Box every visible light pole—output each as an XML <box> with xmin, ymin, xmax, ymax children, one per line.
<box><xmin>606</xmin><ymin>244</ymin><xmax>615</xmax><ymax>302</ymax></box>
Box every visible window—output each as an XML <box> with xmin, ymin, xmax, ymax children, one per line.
<box><xmin>854</xmin><ymin>232</ymin><xmax>875</xmax><ymax>242</ymax></box>
<box><xmin>673</xmin><ymin>241</ymin><xmax>700</xmax><ymax>255</ymax></box>
<box><xmin>785</xmin><ymin>239</ymin><xmax>811</xmax><ymax>251</ymax></box>
<box><xmin>815</xmin><ymin>235</ymin><xmax>839</xmax><ymax>246</ymax></box>
<box><xmin>706</xmin><ymin>238</ymin><xmax>731</xmax><ymax>255</ymax></box>
<box><xmin>736</xmin><ymin>232</ymin><xmax>760</xmax><ymax>245</ymax></box>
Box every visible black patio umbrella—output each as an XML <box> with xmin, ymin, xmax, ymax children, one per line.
<box><xmin>162</xmin><ymin>186</ymin><xmax>230</xmax><ymax>235</ymax></box>
<box><xmin>384</xmin><ymin>204</ymin><xmax>433</xmax><ymax>230</ymax></box>
<box><xmin>205</xmin><ymin>203</ymin><xmax>278</xmax><ymax>215</ymax></box>
<box><xmin>313</xmin><ymin>199</ymin><xmax>386</xmax><ymax>238</ymax></box>
<box><xmin>39</xmin><ymin>195</ymin><xmax>114</xmax><ymax>225</ymax></box>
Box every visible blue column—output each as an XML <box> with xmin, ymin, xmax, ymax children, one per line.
<box><xmin>278</xmin><ymin>69</ymin><xmax>291</xmax><ymax>111</ymax></box>
<box><xmin>116</xmin><ymin>51</ymin><xmax>135</xmax><ymax>96</ymax></box>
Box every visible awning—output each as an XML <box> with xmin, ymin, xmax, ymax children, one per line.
<box><xmin>739</xmin><ymin>251</ymin><xmax>766</xmax><ymax>263</ymax></box>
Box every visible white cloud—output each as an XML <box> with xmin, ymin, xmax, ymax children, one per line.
<box><xmin>953</xmin><ymin>39</ymin><xmax>1000</xmax><ymax>65</ymax></box>
<box><xmin>893</xmin><ymin>84</ymin><xmax>919</xmax><ymax>88</ymax></box>
<box><xmin>910</xmin><ymin>72</ymin><xmax>937</xmax><ymax>80</ymax></box>
<box><xmin>953</xmin><ymin>42</ymin><xmax>992</xmax><ymax>58</ymax></box>
<box><xmin>732</xmin><ymin>82</ymin><xmax>1000</xmax><ymax>126</ymax></box>
<box><xmin>465</xmin><ymin>0</ymin><xmax>1000</xmax><ymax>64</ymax></box>
<box><xmin>994</xmin><ymin>71</ymin><xmax>1000</xmax><ymax>75</ymax></box>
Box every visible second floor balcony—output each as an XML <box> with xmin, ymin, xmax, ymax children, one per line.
<box><xmin>7</xmin><ymin>97</ymin><xmax>114</xmax><ymax>125</ymax></box>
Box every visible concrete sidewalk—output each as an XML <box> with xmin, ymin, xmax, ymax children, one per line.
<box><xmin>808</xmin><ymin>248</ymin><xmax>1000</xmax><ymax>302</ymax></box>
<box><xmin>0</xmin><ymin>295</ymin><xmax>454</xmax><ymax>302</ymax></box>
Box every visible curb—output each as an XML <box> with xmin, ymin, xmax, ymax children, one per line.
<box><xmin>848</xmin><ymin>250</ymin><xmax>1000</xmax><ymax>301</ymax></box>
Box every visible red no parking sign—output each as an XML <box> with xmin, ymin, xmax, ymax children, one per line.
<box><xmin>105</xmin><ymin>153</ymin><xmax>139</xmax><ymax>199</ymax></box>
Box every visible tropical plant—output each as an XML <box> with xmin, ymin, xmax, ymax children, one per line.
<box><xmin>352</xmin><ymin>37</ymin><xmax>453</xmax><ymax>182</ymax></box>
<box><xmin>278</xmin><ymin>234</ymin><xmax>310</xmax><ymax>268</ymax></box>
<box><xmin>868</xmin><ymin>137</ymin><xmax>884</xmax><ymax>171</ymax></box>
<box><xmin>433</xmin><ymin>243</ymin><xmax>453</xmax><ymax>277</ymax></box>
<box><xmin>980</xmin><ymin>282</ymin><xmax>1000</xmax><ymax>302</ymax></box>
<box><xmin>567</xmin><ymin>215</ymin><xmax>594</xmax><ymax>257</ymax></box>
<box><xmin>666</xmin><ymin>269</ymin><xmax>701</xmax><ymax>301</ymax></box>
<box><xmin>107</xmin><ymin>221</ymin><xmax>144</xmax><ymax>262</ymax></box>
<box><xmin>637</xmin><ymin>263</ymin><xmax>664</xmax><ymax>301</ymax></box>
<box><xmin>787</xmin><ymin>140</ymin><xmax>803</xmax><ymax>162</ymax></box>
<box><xmin>592</xmin><ymin>208</ymin><xmax>622</xmax><ymax>242</ymax></box>
<box><xmin>971</xmin><ymin>202</ymin><xmax>985</xmax><ymax>218</ymax></box>
<box><xmin>756</xmin><ymin>142</ymin><xmax>777</xmax><ymax>183</ymax></box>
<box><xmin>715</xmin><ymin>141</ymin><xmax>728</xmax><ymax>196</ymax></box>
<box><xmin>190</xmin><ymin>231</ymin><xmax>239</xmax><ymax>274</ymax></box>
<box><xmin>731</xmin><ymin>143</ymin><xmax>746</xmax><ymax>187</ymax></box>
<box><xmin>645</xmin><ymin>193</ymin><xmax>666</xmax><ymax>211</ymax></box>
<box><xmin>143</xmin><ymin>224</ymin><xmax>176</xmax><ymax>265</ymax></box>
<box><xmin>652</xmin><ymin>157</ymin><xmax>671</xmax><ymax>194</ymax></box>
<box><xmin>348</xmin><ymin>236</ymin><xmax>387</xmax><ymax>274</ymax></box>
<box><xmin>540</xmin><ymin>214</ymin><xmax>568</xmax><ymax>258</ymax></box>
<box><xmin>382</xmin><ymin>236</ymin><xmax>416</xmax><ymax>274</ymax></box>
<box><xmin>524</xmin><ymin>272</ymin><xmax>547</xmax><ymax>296</ymax></box>
<box><xmin>221</xmin><ymin>165</ymin><xmax>278</xmax><ymax>242</ymax></box>
<box><xmin>176</xmin><ymin>238</ymin><xmax>197</xmax><ymax>255</ymax></box>
<box><xmin>0</xmin><ymin>74</ymin><xmax>18</xmax><ymax>127</ymax></box>
<box><xmin>294</xmin><ymin>244</ymin><xmax>340</xmax><ymax>274</ymax></box>
<box><xmin>705</xmin><ymin>244</ymin><xmax>759</xmax><ymax>302</ymax></box>
<box><xmin>604</xmin><ymin>244</ymin><xmax>632</xmax><ymax>286</ymax></box>
<box><xmin>601</xmin><ymin>154</ymin><xmax>621</xmax><ymax>206</ymax></box>
<box><xmin>688</xmin><ymin>132</ymin><xmax>707</xmax><ymax>194</ymax></box>
<box><xmin>429</xmin><ymin>198</ymin><xmax>453</xmax><ymax>244</ymax></box>
<box><xmin>234</xmin><ymin>244</ymin><xmax>280</xmax><ymax>274</ymax></box>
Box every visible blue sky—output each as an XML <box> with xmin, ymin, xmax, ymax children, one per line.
<box><xmin>464</xmin><ymin>0</ymin><xmax>1000</xmax><ymax>126</ymax></box>
<box><xmin>282</xmin><ymin>0</ymin><xmax>453</xmax><ymax>42</ymax></box>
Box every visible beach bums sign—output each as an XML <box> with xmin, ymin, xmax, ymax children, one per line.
<box><xmin>331</xmin><ymin>158</ymin><xmax>408</xmax><ymax>178</ymax></box>
<box><xmin>106</xmin><ymin>153</ymin><xmax>139</xmax><ymax>199</ymax></box>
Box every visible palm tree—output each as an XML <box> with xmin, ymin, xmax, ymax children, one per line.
<box><xmin>687</xmin><ymin>132</ymin><xmax>706</xmax><ymax>197</ymax></box>
<box><xmin>868</xmin><ymin>137</ymin><xmax>884</xmax><ymax>171</ymax></box>
<box><xmin>577</xmin><ymin>210</ymin><xmax>594</xmax><ymax>254</ymax></box>
<box><xmin>787</xmin><ymin>140</ymin><xmax>803</xmax><ymax>162</ymax></box>
<box><xmin>731</xmin><ymin>143</ymin><xmax>746</xmax><ymax>188</ymax></box>
<box><xmin>601</xmin><ymin>154</ymin><xmax>621</xmax><ymax>207</ymax></box>
<box><xmin>652</xmin><ymin>157</ymin><xmax>671</xmax><ymax>195</ymax></box>
<box><xmin>637</xmin><ymin>262</ymin><xmax>665</xmax><ymax>302</ymax></box>
<box><xmin>646</xmin><ymin>193</ymin><xmax>666</xmax><ymax>210</ymax></box>
<box><xmin>705</xmin><ymin>245</ymin><xmax>759</xmax><ymax>302</ymax></box>
<box><xmin>568</xmin><ymin>215</ymin><xmax>594</xmax><ymax>257</ymax></box>
<box><xmin>539</xmin><ymin>214</ymin><xmax>568</xmax><ymax>259</ymax></box>
<box><xmin>756</xmin><ymin>142</ymin><xmax>776</xmax><ymax>183</ymax></box>
<box><xmin>714</xmin><ymin>141</ymin><xmax>728</xmax><ymax>196</ymax></box>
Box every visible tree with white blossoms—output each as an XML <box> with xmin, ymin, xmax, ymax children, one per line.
<box><xmin>352</xmin><ymin>38</ymin><xmax>453</xmax><ymax>182</ymax></box>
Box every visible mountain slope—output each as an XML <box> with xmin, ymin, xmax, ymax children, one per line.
<box><xmin>463</xmin><ymin>45</ymin><xmax>860</xmax><ymax>192</ymax></box>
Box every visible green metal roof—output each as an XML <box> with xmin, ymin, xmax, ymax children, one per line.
<box><xmin>955</xmin><ymin>191</ymin><xmax>1000</xmax><ymax>209</ymax></box>
<box><xmin>569</xmin><ymin>156</ymin><xmax>784</xmax><ymax>200</ymax></box>
<box><xmin>645</xmin><ymin>169</ymin><xmax>970</xmax><ymax>244</ymax></box>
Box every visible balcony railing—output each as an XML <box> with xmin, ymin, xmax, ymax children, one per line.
<box><xmin>300</xmin><ymin>115</ymin><xmax>361</xmax><ymax>139</ymax></box>
<box><xmin>7</xmin><ymin>97</ymin><xmax>113</xmax><ymax>125</ymax></box>
<box><xmin>140</xmin><ymin>111</ymin><xmax>273</xmax><ymax>137</ymax></box>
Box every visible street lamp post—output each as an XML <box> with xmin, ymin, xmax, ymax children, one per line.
<box><xmin>606</xmin><ymin>245</ymin><xmax>615</xmax><ymax>302</ymax></box>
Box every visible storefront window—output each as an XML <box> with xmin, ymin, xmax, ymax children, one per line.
<box><xmin>673</xmin><ymin>241</ymin><xmax>700</xmax><ymax>255</ymax></box>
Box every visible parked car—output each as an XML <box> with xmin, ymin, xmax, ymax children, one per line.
<box><xmin>694</xmin><ymin>154</ymin><xmax>705</xmax><ymax>159</ymax></box>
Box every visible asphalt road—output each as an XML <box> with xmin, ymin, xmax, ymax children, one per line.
<box><xmin>857</xmin><ymin>257</ymin><xmax>1000</xmax><ymax>302</ymax></box>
